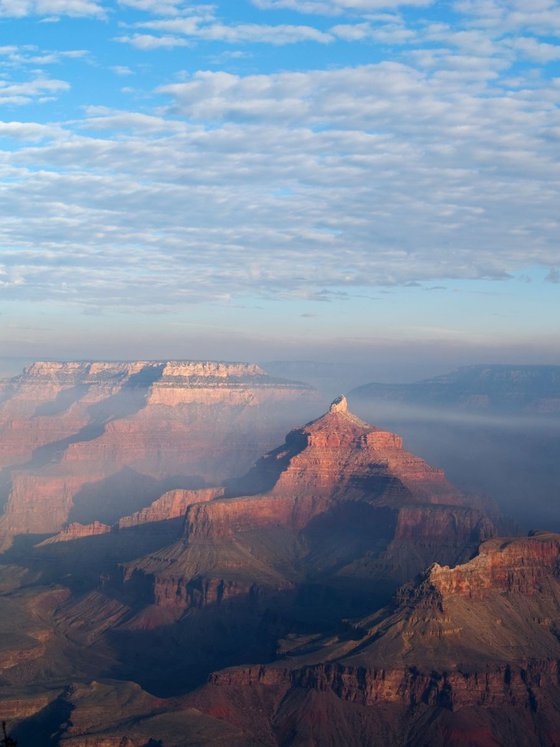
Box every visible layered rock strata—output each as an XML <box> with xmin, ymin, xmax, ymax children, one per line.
<box><xmin>0</xmin><ymin>360</ymin><xmax>315</xmax><ymax>550</ymax></box>
<box><xmin>124</xmin><ymin>396</ymin><xmax>499</xmax><ymax>615</ymax></box>
<box><xmin>186</xmin><ymin>532</ymin><xmax>560</xmax><ymax>746</ymax></box>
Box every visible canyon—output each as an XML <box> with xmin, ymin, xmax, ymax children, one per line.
<box><xmin>184</xmin><ymin>531</ymin><xmax>560</xmax><ymax>746</ymax></box>
<box><xmin>0</xmin><ymin>360</ymin><xmax>316</xmax><ymax>550</ymax></box>
<box><xmin>0</xmin><ymin>361</ymin><xmax>557</xmax><ymax>746</ymax></box>
<box><xmin>121</xmin><ymin>394</ymin><xmax>499</xmax><ymax>623</ymax></box>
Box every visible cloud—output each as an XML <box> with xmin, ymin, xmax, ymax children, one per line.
<box><xmin>111</xmin><ymin>65</ymin><xmax>134</xmax><ymax>75</ymax></box>
<box><xmin>0</xmin><ymin>0</ymin><xmax>559</xmax><ymax>314</ymax></box>
<box><xmin>118</xmin><ymin>0</ymin><xmax>184</xmax><ymax>12</ymax></box>
<box><xmin>454</xmin><ymin>0</ymin><xmax>560</xmax><ymax>36</ymax></box>
<box><xmin>252</xmin><ymin>0</ymin><xmax>434</xmax><ymax>12</ymax></box>
<box><xmin>114</xmin><ymin>33</ymin><xmax>189</xmax><ymax>49</ymax></box>
<box><xmin>114</xmin><ymin>3</ymin><xmax>333</xmax><ymax>48</ymax></box>
<box><xmin>0</xmin><ymin>0</ymin><xmax>104</xmax><ymax>17</ymax></box>
<box><xmin>0</xmin><ymin>75</ymin><xmax>69</xmax><ymax>104</ymax></box>
<box><xmin>0</xmin><ymin>121</ymin><xmax>64</xmax><ymax>139</ymax></box>
<box><xmin>0</xmin><ymin>52</ymin><xmax>558</xmax><ymax>310</ymax></box>
<box><xmin>130</xmin><ymin>17</ymin><xmax>334</xmax><ymax>45</ymax></box>
<box><xmin>0</xmin><ymin>44</ymin><xmax>89</xmax><ymax>67</ymax></box>
<box><xmin>505</xmin><ymin>36</ymin><xmax>560</xmax><ymax>63</ymax></box>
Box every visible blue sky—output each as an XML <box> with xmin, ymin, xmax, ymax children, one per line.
<box><xmin>1</xmin><ymin>0</ymin><xmax>559</xmax><ymax>375</ymax></box>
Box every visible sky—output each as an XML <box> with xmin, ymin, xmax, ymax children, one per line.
<box><xmin>0</xmin><ymin>0</ymin><xmax>559</xmax><ymax>378</ymax></box>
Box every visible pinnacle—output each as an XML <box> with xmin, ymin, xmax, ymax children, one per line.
<box><xmin>329</xmin><ymin>395</ymin><xmax>348</xmax><ymax>413</ymax></box>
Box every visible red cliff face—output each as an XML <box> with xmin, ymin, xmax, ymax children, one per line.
<box><xmin>117</xmin><ymin>487</ymin><xmax>224</xmax><ymax>529</ymax></box>
<box><xmin>35</xmin><ymin>487</ymin><xmax>226</xmax><ymax>546</ymax></box>
<box><xmin>185</xmin><ymin>532</ymin><xmax>560</xmax><ymax>747</ymax></box>
<box><xmin>0</xmin><ymin>360</ymin><xmax>316</xmax><ymax>549</ymax></box>
<box><xmin>37</xmin><ymin>521</ymin><xmax>112</xmax><ymax>545</ymax></box>
<box><xmin>429</xmin><ymin>531</ymin><xmax>560</xmax><ymax>598</ymax></box>
<box><xmin>124</xmin><ymin>396</ymin><xmax>500</xmax><ymax>614</ymax></box>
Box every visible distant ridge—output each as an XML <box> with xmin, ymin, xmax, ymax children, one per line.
<box><xmin>3</xmin><ymin>359</ymin><xmax>313</xmax><ymax>390</ymax></box>
<box><xmin>350</xmin><ymin>364</ymin><xmax>560</xmax><ymax>414</ymax></box>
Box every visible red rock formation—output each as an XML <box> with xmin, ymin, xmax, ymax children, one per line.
<box><xmin>0</xmin><ymin>471</ymin><xmax>87</xmax><ymax>538</ymax></box>
<box><xmin>428</xmin><ymin>531</ymin><xmax>560</xmax><ymax>598</ymax></box>
<box><xmin>117</xmin><ymin>487</ymin><xmax>224</xmax><ymax>530</ymax></box>
<box><xmin>37</xmin><ymin>521</ymin><xmax>112</xmax><ymax>546</ymax></box>
<box><xmin>184</xmin><ymin>532</ymin><xmax>560</xmax><ymax>746</ymax></box>
<box><xmin>0</xmin><ymin>360</ymin><xmax>316</xmax><ymax>549</ymax></box>
<box><xmin>124</xmin><ymin>396</ymin><xmax>500</xmax><ymax>613</ymax></box>
<box><xmin>37</xmin><ymin>488</ymin><xmax>225</xmax><ymax>546</ymax></box>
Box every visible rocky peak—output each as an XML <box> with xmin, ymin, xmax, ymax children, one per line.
<box><xmin>329</xmin><ymin>395</ymin><xmax>348</xmax><ymax>413</ymax></box>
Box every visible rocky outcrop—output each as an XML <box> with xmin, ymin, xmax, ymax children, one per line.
<box><xmin>36</xmin><ymin>488</ymin><xmax>226</xmax><ymax>547</ymax></box>
<box><xmin>185</xmin><ymin>532</ymin><xmax>560</xmax><ymax>746</ymax></box>
<box><xmin>117</xmin><ymin>487</ymin><xmax>224</xmax><ymax>530</ymax></box>
<box><xmin>0</xmin><ymin>360</ymin><xmax>316</xmax><ymax>549</ymax></box>
<box><xmin>37</xmin><ymin>521</ymin><xmax>112</xmax><ymax>546</ymax></box>
<box><xmin>124</xmin><ymin>398</ymin><xmax>500</xmax><ymax>614</ymax></box>
<box><xmin>428</xmin><ymin>531</ymin><xmax>560</xmax><ymax>598</ymax></box>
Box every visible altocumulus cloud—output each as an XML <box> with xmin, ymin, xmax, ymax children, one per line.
<box><xmin>0</xmin><ymin>0</ymin><xmax>104</xmax><ymax>17</ymax></box>
<box><xmin>251</xmin><ymin>0</ymin><xmax>434</xmax><ymax>11</ymax></box>
<box><xmin>0</xmin><ymin>0</ymin><xmax>559</xmax><ymax>310</ymax></box>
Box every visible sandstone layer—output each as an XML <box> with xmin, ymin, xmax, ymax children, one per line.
<box><xmin>0</xmin><ymin>360</ymin><xmax>316</xmax><ymax>549</ymax></box>
<box><xmin>123</xmin><ymin>396</ymin><xmax>499</xmax><ymax>619</ymax></box>
<box><xmin>185</xmin><ymin>532</ymin><xmax>560</xmax><ymax>746</ymax></box>
<box><xmin>0</xmin><ymin>398</ymin><xmax>550</xmax><ymax>747</ymax></box>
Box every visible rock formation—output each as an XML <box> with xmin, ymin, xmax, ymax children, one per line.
<box><xmin>0</xmin><ymin>394</ymin><xmax>556</xmax><ymax>747</ymax></box>
<box><xmin>123</xmin><ymin>396</ymin><xmax>499</xmax><ymax>617</ymax></box>
<box><xmin>185</xmin><ymin>532</ymin><xmax>560</xmax><ymax>746</ymax></box>
<box><xmin>39</xmin><ymin>487</ymin><xmax>224</xmax><ymax>545</ymax></box>
<box><xmin>0</xmin><ymin>360</ymin><xmax>316</xmax><ymax>549</ymax></box>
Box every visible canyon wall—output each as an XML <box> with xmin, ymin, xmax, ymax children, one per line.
<box><xmin>0</xmin><ymin>360</ymin><xmax>316</xmax><ymax>549</ymax></box>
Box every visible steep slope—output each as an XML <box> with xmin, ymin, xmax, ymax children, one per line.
<box><xmin>188</xmin><ymin>532</ymin><xmax>560</xmax><ymax>746</ymax></box>
<box><xmin>0</xmin><ymin>397</ymin><xmax>518</xmax><ymax>745</ymax></box>
<box><xmin>0</xmin><ymin>360</ymin><xmax>315</xmax><ymax>549</ymax></box>
<box><xmin>123</xmin><ymin>396</ymin><xmax>498</xmax><ymax>620</ymax></box>
<box><xmin>348</xmin><ymin>365</ymin><xmax>560</xmax><ymax>535</ymax></box>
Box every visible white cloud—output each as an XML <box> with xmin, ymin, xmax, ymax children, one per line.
<box><xmin>0</xmin><ymin>121</ymin><xmax>63</xmax><ymax>139</ymax></box>
<box><xmin>506</xmin><ymin>36</ymin><xmax>560</xmax><ymax>63</ymax></box>
<box><xmin>0</xmin><ymin>76</ymin><xmax>69</xmax><ymax>104</ymax></box>
<box><xmin>0</xmin><ymin>0</ymin><xmax>104</xmax><ymax>17</ymax></box>
<box><xmin>0</xmin><ymin>54</ymin><xmax>558</xmax><ymax>310</ymax></box>
<box><xmin>114</xmin><ymin>33</ymin><xmax>189</xmax><ymax>49</ymax></box>
<box><xmin>0</xmin><ymin>44</ymin><xmax>89</xmax><ymax>67</ymax></box>
<box><xmin>111</xmin><ymin>65</ymin><xmax>134</xmax><ymax>75</ymax></box>
<box><xmin>252</xmin><ymin>0</ymin><xmax>434</xmax><ymax>13</ymax></box>
<box><xmin>118</xmin><ymin>0</ymin><xmax>183</xmax><ymax>12</ymax></box>
<box><xmin>132</xmin><ymin>16</ymin><xmax>334</xmax><ymax>45</ymax></box>
<box><xmin>454</xmin><ymin>0</ymin><xmax>560</xmax><ymax>35</ymax></box>
<box><xmin>0</xmin><ymin>0</ymin><xmax>559</xmax><ymax>313</ymax></box>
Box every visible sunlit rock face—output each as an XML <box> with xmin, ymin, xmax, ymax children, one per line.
<box><xmin>124</xmin><ymin>397</ymin><xmax>500</xmax><ymax>616</ymax></box>
<box><xmin>0</xmin><ymin>397</ymin><xmax>530</xmax><ymax>747</ymax></box>
<box><xmin>0</xmin><ymin>360</ymin><xmax>317</xmax><ymax>549</ymax></box>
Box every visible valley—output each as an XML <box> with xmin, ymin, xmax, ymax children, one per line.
<box><xmin>0</xmin><ymin>361</ymin><xmax>558</xmax><ymax>746</ymax></box>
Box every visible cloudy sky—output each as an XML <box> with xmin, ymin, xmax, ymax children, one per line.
<box><xmin>0</xmin><ymin>0</ymin><xmax>559</xmax><ymax>375</ymax></box>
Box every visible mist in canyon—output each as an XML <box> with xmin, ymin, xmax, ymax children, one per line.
<box><xmin>1</xmin><ymin>358</ymin><xmax>559</xmax><ymax>745</ymax></box>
